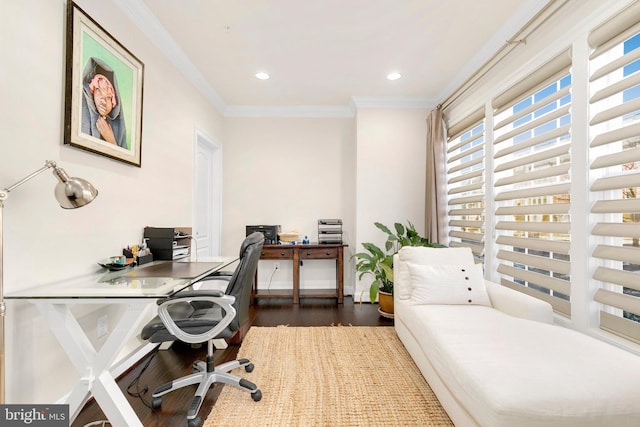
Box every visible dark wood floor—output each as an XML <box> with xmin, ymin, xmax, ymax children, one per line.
<box><xmin>71</xmin><ymin>297</ymin><xmax>392</xmax><ymax>427</ymax></box>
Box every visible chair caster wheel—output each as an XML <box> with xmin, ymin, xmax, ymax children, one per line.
<box><xmin>252</xmin><ymin>389</ymin><xmax>262</xmax><ymax>402</ymax></box>
<box><xmin>188</xmin><ymin>416</ymin><xmax>202</xmax><ymax>427</ymax></box>
<box><xmin>151</xmin><ymin>397</ymin><xmax>162</xmax><ymax>409</ymax></box>
<box><xmin>245</xmin><ymin>363</ymin><xmax>254</xmax><ymax>373</ymax></box>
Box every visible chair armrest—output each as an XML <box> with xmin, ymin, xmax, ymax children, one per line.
<box><xmin>485</xmin><ymin>280</ymin><xmax>554</xmax><ymax>324</ymax></box>
<box><xmin>157</xmin><ymin>292</ymin><xmax>236</xmax><ymax>343</ymax></box>
<box><xmin>157</xmin><ymin>289</ymin><xmax>225</xmax><ymax>305</ymax></box>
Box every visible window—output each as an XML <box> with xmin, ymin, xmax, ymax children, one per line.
<box><xmin>492</xmin><ymin>50</ymin><xmax>573</xmax><ymax>317</ymax></box>
<box><xmin>588</xmin><ymin>12</ymin><xmax>640</xmax><ymax>343</ymax></box>
<box><xmin>441</xmin><ymin>1</ymin><xmax>640</xmax><ymax>349</ymax></box>
<box><xmin>445</xmin><ymin>108</ymin><xmax>485</xmax><ymax>261</ymax></box>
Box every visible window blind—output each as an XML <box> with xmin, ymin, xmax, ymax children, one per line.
<box><xmin>492</xmin><ymin>49</ymin><xmax>572</xmax><ymax>316</ymax></box>
<box><xmin>589</xmin><ymin>11</ymin><xmax>640</xmax><ymax>343</ymax></box>
<box><xmin>446</xmin><ymin>108</ymin><xmax>485</xmax><ymax>260</ymax></box>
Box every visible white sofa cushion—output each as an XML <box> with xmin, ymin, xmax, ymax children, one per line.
<box><xmin>402</xmin><ymin>303</ymin><xmax>640</xmax><ymax>427</ymax></box>
<box><xmin>407</xmin><ymin>262</ymin><xmax>491</xmax><ymax>307</ymax></box>
<box><xmin>396</xmin><ymin>246</ymin><xmax>474</xmax><ymax>300</ymax></box>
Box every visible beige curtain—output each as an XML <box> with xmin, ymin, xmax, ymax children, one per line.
<box><xmin>425</xmin><ymin>108</ymin><xmax>446</xmax><ymax>244</ymax></box>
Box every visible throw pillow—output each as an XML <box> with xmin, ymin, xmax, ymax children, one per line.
<box><xmin>395</xmin><ymin>247</ymin><xmax>474</xmax><ymax>300</ymax></box>
<box><xmin>407</xmin><ymin>262</ymin><xmax>491</xmax><ymax>307</ymax></box>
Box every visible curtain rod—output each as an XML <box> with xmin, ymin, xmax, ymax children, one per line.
<box><xmin>440</xmin><ymin>0</ymin><xmax>571</xmax><ymax>111</ymax></box>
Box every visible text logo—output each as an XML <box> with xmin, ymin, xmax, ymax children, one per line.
<box><xmin>0</xmin><ymin>405</ymin><xmax>68</xmax><ymax>426</ymax></box>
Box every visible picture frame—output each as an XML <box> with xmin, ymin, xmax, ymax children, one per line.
<box><xmin>64</xmin><ymin>2</ymin><xmax>144</xmax><ymax>167</ymax></box>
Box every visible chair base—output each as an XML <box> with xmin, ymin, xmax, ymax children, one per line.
<box><xmin>152</xmin><ymin>356</ymin><xmax>261</xmax><ymax>426</ymax></box>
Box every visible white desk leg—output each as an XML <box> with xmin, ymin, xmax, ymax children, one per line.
<box><xmin>91</xmin><ymin>370</ymin><xmax>141</xmax><ymax>427</ymax></box>
<box><xmin>36</xmin><ymin>301</ymin><xmax>149</xmax><ymax>427</ymax></box>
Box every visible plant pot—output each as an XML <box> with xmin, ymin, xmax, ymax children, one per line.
<box><xmin>378</xmin><ymin>290</ymin><xmax>394</xmax><ymax>319</ymax></box>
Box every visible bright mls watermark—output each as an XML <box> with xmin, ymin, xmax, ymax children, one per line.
<box><xmin>0</xmin><ymin>405</ymin><xmax>68</xmax><ymax>426</ymax></box>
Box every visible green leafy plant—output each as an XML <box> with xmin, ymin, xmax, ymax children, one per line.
<box><xmin>353</xmin><ymin>221</ymin><xmax>444</xmax><ymax>303</ymax></box>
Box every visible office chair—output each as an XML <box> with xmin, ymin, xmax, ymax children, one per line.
<box><xmin>141</xmin><ymin>232</ymin><xmax>265</xmax><ymax>427</ymax></box>
<box><xmin>195</xmin><ymin>235</ymin><xmax>252</xmax><ymax>295</ymax></box>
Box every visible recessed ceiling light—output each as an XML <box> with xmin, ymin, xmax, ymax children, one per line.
<box><xmin>387</xmin><ymin>72</ymin><xmax>402</xmax><ymax>81</ymax></box>
<box><xmin>255</xmin><ymin>72</ymin><xmax>270</xmax><ymax>80</ymax></box>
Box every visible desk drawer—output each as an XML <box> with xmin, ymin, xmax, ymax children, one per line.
<box><xmin>300</xmin><ymin>247</ymin><xmax>338</xmax><ymax>259</ymax></box>
<box><xmin>261</xmin><ymin>247</ymin><xmax>294</xmax><ymax>259</ymax></box>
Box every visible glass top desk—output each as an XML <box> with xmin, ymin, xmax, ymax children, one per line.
<box><xmin>5</xmin><ymin>257</ymin><xmax>237</xmax><ymax>427</ymax></box>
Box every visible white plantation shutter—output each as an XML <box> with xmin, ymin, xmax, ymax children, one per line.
<box><xmin>492</xmin><ymin>50</ymin><xmax>573</xmax><ymax>316</ymax></box>
<box><xmin>446</xmin><ymin>108</ymin><xmax>485</xmax><ymax>260</ymax></box>
<box><xmin>588</xmin><ymin>4</ymin><xmax>640</xmax><ymax>343</ymax></box>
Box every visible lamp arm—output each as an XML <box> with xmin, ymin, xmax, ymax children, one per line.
<box><xmin>0</xmin><ymin>160</ymin><xmax>58</xmax><ymax>403</ymax></box>
<box><xmin>0</xmin><ymin>160</ymin><xmax>58</xmax><ymax>202</ymax></box>
<box><xmin>0</xmin><ymin>161</ymin><xmax>55</xmax><ymax>403</ymax></box>
<box><xmin>0</xmin><ymin>160</ymin><xmax>97</xmax><ymax>403</ymax></box>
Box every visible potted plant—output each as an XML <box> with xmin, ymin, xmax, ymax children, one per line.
<box><xmin>353</xmin><ymin>221</ymin><xmax>444</xmax><ymax>317</ymax></box>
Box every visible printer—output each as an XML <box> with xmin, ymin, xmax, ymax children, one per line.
<box><xmin>246</xmin><ymin>225</ymin><xmax>281</xmax><ymax>244</ymax></box>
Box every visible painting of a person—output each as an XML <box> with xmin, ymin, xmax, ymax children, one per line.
<box><xmin>81</xmin><ymin>57</ymin><xmax>127</xmax><ymax>148</ymax></box>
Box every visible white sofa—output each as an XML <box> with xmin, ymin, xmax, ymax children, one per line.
<box><xmin>394</xmin><ymin>246</ymin><xmax>640</xmax><ymax>427</ymax></box>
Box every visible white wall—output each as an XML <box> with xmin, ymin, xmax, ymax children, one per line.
<box><xmin>1</xmin><ymin>0</ymin><xmax>223</xmax><ymax>403</ymax></box>
<box><xmin>222</xmin><ymin>117</ymin><xmax>356</xmax><ymax>290</ymax></box>
<box><xmin>220</xmin><ymin>109</ymin><xmax>432</xmax><ymax>299</ymax></box>
<box><xmin>354</xmin><ymin>108</ymin><xmax>431</xmax><ymax>300</ymax></box>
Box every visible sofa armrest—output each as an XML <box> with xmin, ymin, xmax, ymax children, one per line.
<box><xmin>485</xmin><ymin>280</ymin><xmax>553</xmax><ymax>324</ymax></box>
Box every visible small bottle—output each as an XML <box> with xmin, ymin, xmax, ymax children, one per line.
<box><xmin>303</xmin><ymin>235</ymin><xmax>310</xmax><ymax>244</ymax></box>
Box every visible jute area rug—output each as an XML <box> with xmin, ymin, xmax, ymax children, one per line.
<box><xmin>204</xmin><ymin>326</ymin><xmax>453</xmax><ymax>426</ymax></box>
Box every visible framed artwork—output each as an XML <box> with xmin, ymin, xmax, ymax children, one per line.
<box><xmin>64</xmin><ymin>2</ymin><xmax>144</xmax><ymax>167</ymax></box>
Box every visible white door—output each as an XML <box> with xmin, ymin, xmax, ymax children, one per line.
<box><xmin>194</xmin><ymin>128</ymin><xmax>222</xmax><ymax>257</ymax></box>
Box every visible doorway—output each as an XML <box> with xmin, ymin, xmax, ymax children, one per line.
<box><xmin>194</xmin><ymin>127</ymin><xmax>222</xmax><ymax>257</ymax></box>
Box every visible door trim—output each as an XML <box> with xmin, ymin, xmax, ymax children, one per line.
<box><xmin>193</xmin><ymin>126</ymin><xmax>222</xmax><ymax>256</ymax></box>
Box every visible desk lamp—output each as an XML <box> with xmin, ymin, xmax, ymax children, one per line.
<box><xmin>0</xmin><ymin>160</ymin><xmax>98</xmax><ymax>403</ymax></box>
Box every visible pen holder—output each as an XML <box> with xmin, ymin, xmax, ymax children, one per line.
<box><xmin>137</xmin><ymin>253</ymin><xmax>153</xmax><ymax>265</ymax></box>
<box><xmin>123</xmin><ymin>249</ymin><xmax>153</xmax><ymax>266</ymax></box>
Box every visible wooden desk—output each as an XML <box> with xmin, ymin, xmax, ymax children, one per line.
<box><xmin>253</xmin><ymin>243</ymin><xmax>346</xmax><ymax>304</ymax></box>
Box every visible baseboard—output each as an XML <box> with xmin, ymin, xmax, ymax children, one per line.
<box><xmin>344</xmin><ymin>285</ymin><xmax>354</xmax><ymax>297</ymax></box>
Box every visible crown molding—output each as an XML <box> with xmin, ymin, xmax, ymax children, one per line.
<box><xmin>224</xmin><ymin>105</ymin><xmax>355</xmax><ymax>118</ymax></box>
<box><xmin>113</xmin><ymin>0</ymin><xmax>228</xmax><ymax>113</ymax></box>
<box><xmin>224</xmin><ymin>97</ymin><xmax>439</xmax><ymax>118</ymax></box>
<box><xmin>350</xmin><ymin>96</ymin><xmax>437</xmax><ymax>110</ymax></box>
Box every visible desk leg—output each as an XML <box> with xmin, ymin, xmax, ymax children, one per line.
<box><xmin>293</xmin><ymin>250</ymin><xmax>300</xmax><ymax>304</ymax></box>
<box><xmin>37</xmin><ymin>301</ymin><xmax>149</xmax><ymax>427</ymax></box>
<box><xmin>337</xmin><ymin>246</ymin><xmax>344</xmax><ymax>304</ymax></box>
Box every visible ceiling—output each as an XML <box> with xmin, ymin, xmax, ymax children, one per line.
<box><xmin>119</xmin><ymin>0</ymin><xmax>550</xmax><ymax>115</ymax></box>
